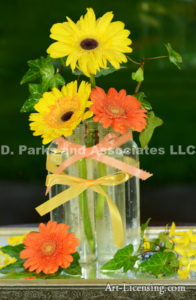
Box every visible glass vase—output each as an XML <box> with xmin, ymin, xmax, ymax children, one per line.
<box><xmin>48</xmin><ymin>122</ymin><xmax>140</xmax><ymax>267</ymax></box>
<box><xmin>95</xmin><ymin>125</ymin><xmax>140</xmax><ymax>267</ymax></box>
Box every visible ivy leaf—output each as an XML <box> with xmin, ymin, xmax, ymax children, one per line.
<box><xmin>132</xmin><ymin>67</ymin><xmax>144</xmax><ymax>82</ymax></box>
<box><xmin>136</xmin><ymin>92</ymin><xmax>152</xmax><ymax>110</ymax></box>
<box><xmin>100</xmin><ymin>257</ymin><xmax>124</xmax><ymax>270</ymax></box>
<box><xmin>165</xmin><ymin>43</ymin><xmax>182</xmax><ymax>70</ymax></box>
<box><xmin>139</xmin><ymin>251</ymin><xmax>176</xmax><ymax>276</ymax></box>
<box><xmin>39</xmin><ymin>58</ymin><xmax>65</xmax><ymax>90</ymax></box>
<box><xmin>47</xmin><ymin>73</ymin><xmax>65</xmax><ymax>88</ymax></box>
<box><xmin>141</xmin><ymin>218</ymin><xmax>151</xmax><ymax>239</ymax></box>
<box><xmin>95</xmin><ymin>66</ymin><xmax>126</xmax><ymax>78</ymax></box>
<box><xmin>101</xmin><ymin>244</ymin><xmax>138</xmax><ymax>272</ymax></box>
<box><xmin>139</xmin><ymin>111</ymin><xmax>163</xmax><ymax>149</ymax></box>
<box><xmin>1</xmin><ymin>244</ymin><xmax>24</xmax><ymax>259</ymax></box>
<box><xmin>20</xmin><ymin>56</ymin><xmax>52</xmax><ymax>85</ymax></box>
<box><xmin>20</xmin><ymin>83</ymin><xmax>43</xmax><ymax>112</ymax></box>
<box><xmin>123</xmin><ymin>256</ymin><xmax>138</xmax><ymax>272</ymax></box>
<box><xmin>64</xmin><ymin>252</ymin><xmax>81</xmax><ymax>275</ymax></box>
<box><xmin>20</xmin><ymin>68</ymin><xmax>41</xmax><ymax>85</ymax></box>
<box><xmin>72</xmin><ymin>65</ymin><xmax>126</xmax><ymax>78</ymax></box>
<box><xmin>20</xmin><ymin>56</ymin><xmax>65</xmax><ymax>112</ymax></box>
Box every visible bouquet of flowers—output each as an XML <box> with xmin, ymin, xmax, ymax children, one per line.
<box><xmin>18</xmin><ymin>8</ymin><xmax>182</xmax><ymax>268</ymax></box>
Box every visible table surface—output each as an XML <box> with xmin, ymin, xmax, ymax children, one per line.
<box><xmin>0</xmin><ymin>226</ymin><xmax>195</xmax><ymax>283</ymax></box>
<box><xmin>0</xmin><ymin>226</ymin><xmax>196</xmax><ymax>299</ymax></box>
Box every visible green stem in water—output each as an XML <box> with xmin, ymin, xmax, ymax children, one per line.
<box><xmin>89</xmin><ymin>76</ymin><xmax>107</xmax><ymax>218</ymax></box>
<box><xmin>96</xmin><ymin>162</ymin><xmax>107</xmax><ymax>219</ymax></box>
<box><xmin>76</xmin><ymin>134</ymin><xmax>95</xmax><ymax>254</ymax></box>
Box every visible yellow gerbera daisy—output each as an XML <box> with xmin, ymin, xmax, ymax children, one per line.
<box><xmin>47</xmin><ymin>8</ymin><xmax>132</xmax><ymax>76</ymax></box>
<box><xmin>29</xmin><ymin>81</ymin><xmax>92</xmax><ymax>144</ymax></box>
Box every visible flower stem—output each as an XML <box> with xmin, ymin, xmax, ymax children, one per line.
<box><xmin>90</xmin><ymin>75</ymin><xmax>96</xmax><ymax>88</ymax></box>
<box><xmin>96</xmin><ymin>162</ymin><xmax>107</xmax><ymax>218</ymax></box>
<box><xmin>127</xmin><ymin>56</ymin><xmax>141</xmax><ymax>65</ymax></box>
<box><xmin>89</xmin><ymin>77</ymin><xmax>107</xmax><ymax>218</ymax></box>
<box><xmin>76</xmin><ymin>133</ymin><xmax>95</xmax><ymax>254</ymax></box>
<box><xmin>143</xmin><ymin>55</ymin><xmax>168</xmax><ymax>61</ymax></box>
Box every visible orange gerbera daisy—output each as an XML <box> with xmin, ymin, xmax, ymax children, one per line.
<box><xmin>20</xmin><ymin>221</ymin><xmax>79</xmax><ymax>274</ymax></box>
<box><xmin>90</xmin><ymin>87</ymin><xmax>147</xmax><ymax>134</ymax></box>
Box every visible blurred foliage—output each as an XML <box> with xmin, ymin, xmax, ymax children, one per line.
<box><xmin>0</xmin><ymin>0</ymin><xmax>196</xmax><ymax>185</ymax></box>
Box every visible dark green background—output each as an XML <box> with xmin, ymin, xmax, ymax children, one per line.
<box><xmin>0</xmin><ymin>0</ymin><xmax>195</xmax><ymax>224</ymax></box>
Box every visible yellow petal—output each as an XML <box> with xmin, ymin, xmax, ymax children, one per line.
<box><xmin>47</xmin><ymin>42</ymin><xmax>71</xmax><ymax>58</ymax></box>
<box><xmin>178</xmin><ymin>267</ymin><xmax>190</xmax><ymax>279</ymax></box>
<box><xmin>169</xmin><ymin>222</ymin><xmax>176</xmax><ymax>237</ymax></box>
<box><xmin>8</xmin><ymin>234</ymin><xmax>27</xmax><ymax>246</ymax></box>
<box><xmin>83</xmin><ymin>110</ymin><xmax>93</xmax><ymax>120</ymax></box>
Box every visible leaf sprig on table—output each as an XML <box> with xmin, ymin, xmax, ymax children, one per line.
<box><xmin>101</xmin><ymin>219</ymin><xmax>196</xmax><ymax>279</ymax></box>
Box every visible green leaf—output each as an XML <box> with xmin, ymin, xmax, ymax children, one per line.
<box><xmin>95</xmin><ymin>66</ymin><xmax>126</xmax><ymax>78</ymax></box>
<box><xmin>123</xmin><ymin>256</ymin><xmax>138</xmax><ymax>272</ymax></box>
<box><xmin>48</xmin><ymin>73</ymin><xmax>65</xmax><ymax>88</ymax></box>
<box><xmin>136</xmin><ymin>92</ymin><xmax>152</xmax><ymax>110</ymax></box>
<box><xmin>20</xmin><ymin>56</ymin><xmax>65</xmax><ymax>112</ymax></box>
<box><xmin>101</xmin><ymin>244</ymin><xmax>138</xmax><ymax>272</ymax></box>
<box><xmin>170</xmin><ymin>258</ymin><xmax>179</xmax><ymax>268</ymax></box>
<box><xmin>20</xmin><ymin>83</ymin><xmax>43</xmax><ymax>112</ymax></box>
<box><xmin>40</xmin><ymin>63</ymin><xmax>54</xmax><ymax>90</ymax></box>
<box><xmin>132</xmin><ymin>67</ymin><xmax>144</xmax><ymax>82</ymax></box>
<box><xmin>72</xmin><ymin>65</ymin><xmax>126</xmax><ymax>78</ymax></box>
<box><xmin>21</xmin><ymin>56</ymin><xmax>52</xmax><ymax>85</ymax></box>
<box><xmin>139</xmin><ymin>111</ymin><xmax>163</xmax><ymax>149</ymax></box>
<box><xmin>1</xmin><ymin>269</ymin><xmax>80</xmax><ymax>279</ymax></box>
<box><xmin>139</xmin><ymin>251</ymin><xmax>176</xmax><ymax>276</ymax></box>
<box><xmin>150</xmin><ymin>238</ymin><xmax>161</xmax><ymax>250</ymax></box>
<box><xmin>72</xmin><ymin>69</ymin><xmax>83</xmax><ymax>76</ymax></box>
<box><xmin>165</xmin><ymin>240</ymin><xmax>174</xmax><ymax>249</ymax></box>
<box><xmin>101</xmin><ymin>257</ymin><xmax>124</xmax><ymax>271</ymax></box>
<box><xmin>165</xmin><ymin>43</ymin><xmax>182</xmax><ymax>70</ymax></box>
<box><xmin>0</xmin><ymin>259</ymin><xmax>25</xmax><ymax>274</ymax></box>
<box><xmin>27</xmin><ymin>56</ymin><xmax>53</xmax><ymax>69</ymax></box>
<box><xmin>64</xmin><ymin>252</ymin><xmax>81</xmax><ymax>275</ymax></box>
<box><xmin>141</xmin><ymin>218</ymin><xmax>151</xmax><ymax>239</ymax></box>
<box><xmin>20</xmin><ymin>69</ymin><xmax>41</xmax><ymax>85</ymax></box>
<box><xmin>1</xmin><ymin>244</ymin><xmax>24</xmax><ymax>259</ymax></box>
<box><xmin>58</xmin><ymin>57</ymin><xmax>67</xmax><ymax>66</ymax></box>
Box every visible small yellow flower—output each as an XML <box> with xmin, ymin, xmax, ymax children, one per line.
<box><xmin>179</xmin><ymin>256</ymin><xmax>190</xmax><ymax>267</ymax></box>
<box><xmin>175</xmin><ymin>245</ymin><xmax>186</xmax><ymax>256</ymax></box>
<box><xmin>190</xmin><ymin>259</ymin><xmax>196</xmax><ymax>272</ymax></box>
<box><xmin>0</xmin><ymin>247</ymin><xmax>16</xmax><ymax>270</ymax></box>
<box><xmin>29</xmin><ymin>81</ymin><xmax>92</xmax><ymax>144</ymax></box>
<box><xmin>47</xmin><ymin>8</ymin><xmax>132</xmax><ymax>76</ymax></box>
<box><xmin>178</xmin><ymin>266</ymin><xmax>191</xmax><ymax>279</ymax></box>
<box><xmin>143</xmin><ymin>236</ymin><xmax>150</xmax><ymax>250</ymax></box>
<box><xmin>169</xmin><ymin>222</ymin><xmax>176</xmax><ymax>237</ymax></box>
<box><xmin>8</xmin><ymin>234</ymin><xmax>27</xmax><ymax>246</ymax></box>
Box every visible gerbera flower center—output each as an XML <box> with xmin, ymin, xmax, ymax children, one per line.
<box><xmin>40</xmin><ymin>240</ymin><xmax>57</xmax><ymax>256</ymax></box>
<box><xmin>106</xmin><ymin>104</ymin><xmax>126</xmax><ymax>117</ymax></box>
<box><xmin>61</xmin><ymin>111</ymin><xmax>74</xmax><ymax>122</ymax></box>
<box><xmin>80</xmin><ymin>38</ymin><xmax>99</xmax><ymax>50</ymax></box>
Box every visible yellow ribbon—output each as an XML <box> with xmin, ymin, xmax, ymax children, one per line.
<box><xmin>36</xmin><ymin>154</ymin><xmax>138</xmax><ymax>248</ymax></box>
